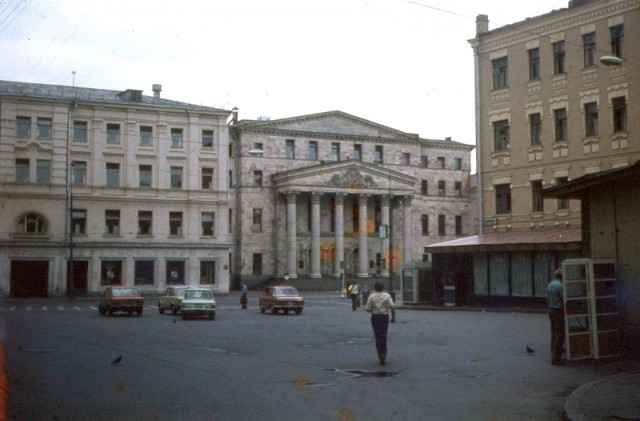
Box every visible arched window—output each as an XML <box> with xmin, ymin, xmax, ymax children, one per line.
<box><xmin>17</xmin><ymin>213</ymin><xmax>47</xmax><ymax>234</ymax></box>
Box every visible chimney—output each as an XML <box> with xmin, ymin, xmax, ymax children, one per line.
<box><xmin>476</xmin><ymin>14</ymin><xmax>489</xmax><ymax>35</ymax></box>
<box><xmin>232</xmin><ymin>107</ymin><xmax>239</xmax><ymax>124</ymax></box>
<box><xmin>152</xmin><ymin>84</ymin><xmax>162</xmax><ymax>99</ymax></box>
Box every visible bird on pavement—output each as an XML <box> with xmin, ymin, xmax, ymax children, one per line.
<box><xmin>111</xmin><ymin>355</ymin><xmax>122</xmax><ymax>366</ymax></box>
<box><xmin>526</xmin><ymin>346</ymin><xmax>535</xmax><ymax>354</ymax></box>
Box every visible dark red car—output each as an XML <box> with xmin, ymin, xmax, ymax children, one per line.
<box><xmin>99</xmin><ymin>286</ymin><xmax>144</xmax><ymax>316</ymax></box>
<box><xmin>259</xmin><ymin>286</ymin><xmax>304</xmax><ymax>315</ymax></box>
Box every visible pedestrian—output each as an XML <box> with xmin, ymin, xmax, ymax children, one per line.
<box><xmin>546</xmin><ymin>268</ymin><xmax>565</xmax><ymax>365</ymax></box>
<box><xmin>361</xmin><ymin>283</ymin><xmax>370</xmax><ymax>309</ymax></box>
<box><xmin>240</xmin><ymin>282</ymin><xmax>248</xmax><ymax>309</ymax></box>
<box><xmin>348</xmin><ymin>282</ymin><xmax>359</xmax><ymax>311</ymax></box>
<box><xmin>365</xmin><ymin>281</ymin><xmax>395</xmax><ymax>366</ymax></box>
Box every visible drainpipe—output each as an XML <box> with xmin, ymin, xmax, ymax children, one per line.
<box><xmin>470</xmin><ymin>28</ymin><xmax>484</xmax><ymax>235</ymax></box>
<box><xmin>67</xmin><ymin>100</ymin><xmax>78</xmax><ymax>297</ymax></box>
<box><xmin>229</xmin><ymin>108</ymin><xmax>242</xmax><ymax>289</ymax></box>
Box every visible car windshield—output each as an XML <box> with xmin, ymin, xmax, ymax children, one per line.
<box><xmin>274</xmin><ymin>288</ymin><xmax>298</xmax><ymax>297</ymax></box>
<box><xmin>112</xmin><ymin>288</ymin><xmax>138</xmax><ymax>297</ymax></box>
<box><xmin>185</xmin><ymin>289</ymin><xmax>212</xmax><ymax>299</ymax></box>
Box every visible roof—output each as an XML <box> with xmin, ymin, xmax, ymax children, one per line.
<box><xmin>426</xmin><ymin>228</ymin><xmax>581</xmax><ymax>253</ymax></box>
<box><xmin>0</xmin><ymin>80</ymin><xmax>230</xmax><ymax>114</ymax></box>
<box><xmin>543</xmin><ymin>161</ymin><xmax>640</xmax><ymax>199</ymax></box>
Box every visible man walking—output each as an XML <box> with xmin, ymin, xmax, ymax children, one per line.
<box><xmin>348</xmin><ymin>282</ymin><xmax>359</xmax><ymax>311</ymax></box>
<box><xmin>365</xmin><ymin>282</ymin><xmax>395</xmax><ymax>366</ymax></box>
<box><xmin>546</xmin><ymin>269</ymin><xmax>565</xmax><ymax>365</ymax></box>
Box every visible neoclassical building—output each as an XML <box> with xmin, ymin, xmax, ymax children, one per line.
<box><xmin>230</xmin><ymin>111</ymin><xmax>474</xmax><ymax>288</ymax></box>
<box><xmin>0</xmin><ymin>81</ymin><xmax>232</xmax><ymax>297</ymax></box>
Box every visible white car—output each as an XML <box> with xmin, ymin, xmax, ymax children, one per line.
<box><xmin>158</xmin><ymin>286</ymin><xmax>188</xmax><ymax>314</ymax></box>
<box><xmin>180</xmin><ymin>288</ymin><xmax>216</xmax><ymax>320</ymax></box>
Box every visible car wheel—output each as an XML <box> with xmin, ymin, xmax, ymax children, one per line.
<box><xmin>108</xmin><ymin>307</ymin><xmax>114</xmax><ymax>317</ymax></box>
<box><xmin>99</xmin><ymin>305</ymin><xmax>106</xmax><ymax>316</ymax></box>
<box><xmin>295</xmin><ymin>309</ymin><xmax>302</xmax><ymax>315</ymax></box>
<box><xmin>260</xmin><ymin>304</ymin><xmax>265</xmax><ymax>314</ymax></box>
<box><xmin>137</xmin><ymin>308</ymin><xmax>143</xmax><ymax>316</ymax></box>
<box><xmin>172</xmin><ymin>305</ymin><xmax>178</xmax><ymax>315</ymax></box>
<box><xmin>272</xmin><ymin>308</ymin><xmax>279</xmax><ymax>315</ymax></box>
<box><xmin>210</xmin><ymin>312</ymin><xmax>216</xmax><ymax>320</ymax></box>
<box><xmin>158</xmin><ymin>304</ymin><xmax>164</xmax><ymax>314</ymax></box>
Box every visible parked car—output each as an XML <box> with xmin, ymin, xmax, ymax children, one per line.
<box><xmin>259</xmin><ymin>286</ymin><xmax>304</xmax><ymax>315</ymax></box>
<box><xmin>180</xmin><ymin>288</ymin><xmax>216</xmax><ymax>320</ymax></box>
<box><xmin>158</xmin><ymin>286</ymin><xmax>188</xmax><ymax>314</ymax></box>
<box><xmin>99</xmin><ymin>286</ymin><xmax>144</xmax><ymax>316</ymax></box>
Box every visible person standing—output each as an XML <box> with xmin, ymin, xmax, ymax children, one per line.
<box><xmin>361</xmin><ymin>283</ymin><xmax>370</xmax><ymax>310</ymax></box>
<box><xmin>365</xmin><ymin>281</ymin><xmax>395</xmax><ymax>366</ymax></box>
<box><xmin>348</xmin><ymin>282</ymin><xmax>359</xmax><ymax>311</ymax></box>
<box><xmin>546</xmin><ymin>269</ymin><xmax>565</xmax><ymax>365</ymax></box>
<box><xmin>240</xmin><ymin>283</ymin><xmax>248</xmax><ymax>309</ymax></box>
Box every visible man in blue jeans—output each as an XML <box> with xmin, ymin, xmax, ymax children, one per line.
<box><xmin>365</xmin><ymin>282</ymin><xmax>395</xmax><ymax>366</ymax></box>
<box><xmin>546</xmin><ymin>269</ymin><xmax>565</xmax><ymax>365</ymax></box>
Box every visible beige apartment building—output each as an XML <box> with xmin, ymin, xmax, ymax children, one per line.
<box><xmin>429</xmin><ymin>0</ymin><xmax>640</xmax><ymax>306</ymax></box>
<box><xmin>0</xmin><ymin>81</ymin><xmax>232</xmax><ymax>297</ymax></box>
<box><xmin>230</xmin><ymin>111</ymin><xmax>474</xmax><ymax>291</ymax></box>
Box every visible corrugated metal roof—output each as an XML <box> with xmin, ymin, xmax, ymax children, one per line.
<box><xmin>426</xmin><ymin>228</ymin><xmax>581</xmax><ymax>253</ymax></box>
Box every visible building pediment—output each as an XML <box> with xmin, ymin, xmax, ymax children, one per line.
<box><xmin>272</xmin><ymin>160</ymin><xmax>416</xmax><ymax>196</ymax></box>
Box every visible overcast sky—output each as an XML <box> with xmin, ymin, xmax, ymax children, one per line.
<box><xmin>1</xmin><ymin>0</ymin><xmax>566</xmax><ymax>148</ymax></box>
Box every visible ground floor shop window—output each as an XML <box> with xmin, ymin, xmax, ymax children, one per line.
<box><xmin>200</xmin><ymin>261</ymin><xmax>216</xmax><ymax>284</ymax></box>
<box><xmin>166</xmin><ymin>260</ymin><xmax>185</xmax><ymax>285</ymax></box>
<box><xmin>101</xmin><ymin>261</ymin><xmax>122</xmax><ymax>286</ymax></box>
<box><xmin>135</xmin><ymin>260</ymin><xmax>155</xmax><ymax>285</ymax></box>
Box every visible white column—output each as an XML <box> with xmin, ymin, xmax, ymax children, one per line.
<box><xmin>380</xmin><ymin>195</ymin><xmax>390</xmax><ymax>277</ymax></box>
<box><xmin>358</xmin><ymin>194</ymin><xmax>369</xmax><ymax>277</ymax></box>
<box><xmin>286</xmin><ymin>192</ymin><xmax>298</xmax><ymax>279</ymax></box>
<box><xmin>333</xmin><ymin>194</ymin><xmax>345</xmax><ymax>277</ymax></box>
<box><xmin>402</xmin><ymin>196</ymin><xmax>413</xmax><ymax>267</ymax></box>
<box><xmin>310</xmin><ymin>193</ymin><xmax>322</xmax><ymax>278</ymax></box>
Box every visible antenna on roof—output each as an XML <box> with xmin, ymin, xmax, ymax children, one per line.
<box><xmin>72</xmin><ymin>70</ymin><xmax>76</xmax><ymax>87</ymax></box>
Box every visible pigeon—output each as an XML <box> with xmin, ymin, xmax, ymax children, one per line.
<box><xmin>526</xmin><ymin>346</ymin><xmax>535</xmax><ymax>354</ymax></box>
<box><xmin>173</xmin><ymin>319</ymin><xmax>176</xmax><ymax>324</ymax></box>
<box><xmin>111</xmin><ymin>355</ymin><xmax>122</xmax><ymax>366</ymax></box>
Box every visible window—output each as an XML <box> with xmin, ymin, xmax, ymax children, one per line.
<box><xmin>169</xmin><ymin>211</ymin><xmax>183</xmax><ymax>236</ymax></box>
<box><xmin>528</xmin><ymin>48</ymin><xmax>540</xmax><ymax>80</ymax></box>
<box><xmin>252</xmin><ymin>208</ymin><xmax>262</xmax><ymax>232</ymax></box>
<box><xmin>493</xmin><ymin>120</ymin><xmax>509</xmax><ymax>151</ymax></box>
<box><xmin>584</xmin><ymin>102</ymin><xmax>598</xmax><ymax>137</ymax></box>
<box><xmin>72</xmin><ymin>209</ymin><xmax>86</xmax><ymax>234</ymax></box>
<box><xmin>438</xmin><ymin>214</ymin><xmax>446</xmax><ymax>236</ymax></box>
<box><xmin>138</xmin><ymin>211</ymin><xmax>152</xmax><ymax>235</ymax></box>
<box><xmin>200</xmin><ymin>261</ymin><xmax>216</xmax><ymax>284</ymax></box>
<box><xmin>166</xmin><ymin>260</ymin><xmax>185</xmax><ymax>285</ymax></box>
<box><xmin>454</xmin><ymin>181</ymin><xmax>462</xmax><ymax>197</ymax></box>
<box><xmin>254</xmin><ymin>170</ymin><xmax>263</xmax><ymax>187</ymax></box>
<box><xmin>202</xmin><ymin>167</ymin><xmax>213</xmax><ymax>190</ymax></box>
<box><xmin>492</xmin><ymin>56</ymin><xmax>508</xmax><ymax>89</ymax></box>
<box><xmin>229</xmin><ymin>209</ymin><xmax>233</xmax><ymax>233</ymax></box>
<box><xmin>15</xmin><ymin>159</ymin><xmax>29</xmax><ymax>183</ymax></box>
<box><xmin>436</xmin><ymin>157</ymin><xmax>445</xmax><ymax>169</ymax></box>
<box><xmin>374</xmin><ymin>145</ymin><xmax>383</xmax><ymax>163</ymax></box>
<box><xmin>229</xmin><ymin>170</ymin><xmax>233</xmax><ymax>188</ymax></box>
<box><xmin>36</xmin><ymin>160</ymin><xmax>50</xmax><ymax>184</ymax></box>
<box><xmin>140</xmin><ymin>126</ymin><xmax>153</xmax><ymax>145</ymax></box>
<box><xmin>583</xmin><ymin>32</ymin><xmax>596</xmax><ymax>67</ymax></box>
<box><xmin>16</xmin><ymin>116</ymin><xmax>31</xmax><ymax>137</ymax></box>
<box><xmin>17</xmin><ymin>213</ymin><xmax>46</xmax><ymax>234</ymax></box>
<box><xmin>453</xmin><ymin>158</ymin><xmax>462</xmax><ymax>170</ymax></box>
<box><xmin>139</xmin><ymin>165</ymin><xmax>152</xmax><ymax>188</ymax></box>
<box><xmin>612</xmin><ymin>97</ymin><xmax>627</xmax><ymax>133</ymax></box>
<box><xmin>353</xmin><ymin>144</ymin><xmax>362</xmax><ymax>161</ymax></box>
<box><xmin>252</xmin><ymin>253</ymin><xmax>263</xmax><ymax>276</ymax></box>
<box><xmin>171</xmin><ymin>128</ymin><xmax>183</xmax><ymax>147</ymax></box>
<box><xmin>421</xmin><ymin>215</ymin><xmax>429</xmax><ymax>235</ymax></box>
<box><xmin>421</xmin><ymin>180</ymin><xmax>428</xmax><ymax>195</ymax></box>
<box><xmin>401</xmin><ymin>153</ymin><xmax>410</xmax><ymax>166</ymax></box>
<box><xmin>101</xmin><ymin>261</ymin><xmax>122</xmax><ymax>286</ymax></box>
<box><xmin>201</xmin><ymin>212</ymin><xmax>214</xmax><ymax>236</ymax></box>
<box><xmin>202</xmin><ymin>130</ymin><xmax>213</xmax><ymax>148</ymax></box>
<box><xmin>495</xmin><ymin>184</ymin><xmax>511</xmax><ymax>215</ymax></box>
<box><xmin>556</xmin><ymin>177</ymin><xmax>569</xmax><ymax>210</ymax></box>
<box><xmin>554</xmin><ymin>109</ymin><xmax>568</xmax><ymax>142</ymax></box>
<box><xmin>529</xmin><ymin>113</ymin><xmax>542</xmax><ymax>146</ymax></box>
<box><xmin>531</xmin><ymin>180</ymin><xmax>544</xmax><ymax>212</ymax></box>
<box><xmin>106</xmin><ymin>123</ymin><xmax>120</xmax><ymax>144</ymax></box>
<box><xmin>437</xmin><ymin>181</ymin><xmax>445</xmax><ymax>196</ymax></box>
<box><xmin>105</xmin><ymin>210</ymin><xmax>120</xmax><ymax>235</ymax></box>
<box><xmin>420</xmin><ymin>156</ymin><xmax>428</xmax><ymax>168</ymax></box>
<box><xmin>170</xmin><ymin>167</ymin><xmax>183</xmax><ymax>189</ymax></box>
<box><xmin>553</xmin><ymin>41</ymin><xmax>565</xmax><ymax>74</ymax></box>
<box><xmin>285</xmin><ymin>139</ymin><xmax>295</xmax><ymax>159</ymax></box>
<box><xmin>134</xmin><ymin>260</ymin><xmax>155</xmax><ymax>285</ymax></box>
<box><xmin>352</xmin><ymin>204</ymin><xmax>360</xmax><ymax>232</ymax></box>
<box><xmin>610</xmin><ymin>24</ymin><xmax>624</xmax><ymax>58</ymax></box>
<box><xmin>73</xmin><ymin>121</ymin><xmax>87</xmax><ymax>142</ymax></box>
<box><xmin>331</xmin><ymin>143</ymin><xmax>340</xmax><ymax>161</ymax></box>
<box><xmin>106</xmin><ymin>163</ymin><xmax>120</xmax><ymax>187</ymax></box>
<box><xmin>37</xmin><ymin>118</ymin><xmax>52</xmax><ymax>139</ymax></box>
<box><xmin>455</xmin><ymin>215</ymin><xmax>463</xmax><ymax>236</ymax></box>
<box><xmin>72</xmin><ymin>161</ymin><xmax>87</xmax><ymax>185</ymax></box>
<box><xmin>309</xmin><ymin>141</ymin><xmax>318</xmax><ymax>160</ymax></box>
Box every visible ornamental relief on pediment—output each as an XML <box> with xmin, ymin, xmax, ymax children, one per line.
<box><xmin>330</xmin><ymin>168</ymin><xmax>375</xmax><ymax>189</ymax></box>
